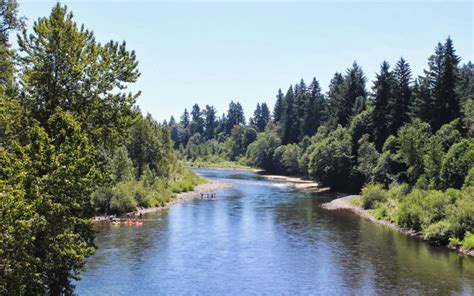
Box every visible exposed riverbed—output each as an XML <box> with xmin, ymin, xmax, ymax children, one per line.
<box><xmin>76</xmin><ymin>169</ymin><xmax>474</xmax><ymax>295</ymax></box>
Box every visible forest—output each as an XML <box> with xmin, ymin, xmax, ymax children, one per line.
<box><xmin>0</xmin><ymin>2</ymin><xmax>203</xmax><ymax>294</ymax></box>
<box><xmin>1</xmin><ymin>0</ymin><xmax>473</xmax><ymax>294</ymax></box>
<box><xmin>168</xmin><ymin>41</ymin><xmax>474</xmax><ymax>251</ymax></box>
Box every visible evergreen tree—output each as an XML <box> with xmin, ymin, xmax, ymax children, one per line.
<box><xmin>18</xmin><ymin>4</ymin><xmax>140</xmax><ymax>148</ymax></box>
<box><xmin>225</xmin><ymin>101</ymin><xmax>245</xmax><ymax>134</ymax></box>
<box><xmin>302</xmin><ymin>77</ymin><xmax>323</xmax><ymax>138</ymax></box>
<box><xmin>457</xmin><ymin>62</ymin><xmax>474</xmax><ymax>102</ymax></box>
<box><xmin>424</xmin><ymin>39</ymin><xmax>461</xmax><ymax>130</ymax></box>
<box><xmin>260</xmin><ymin>102</ymin><xmax>271</xmax><ymax>129</ymax></box>
<box><xmin>190</xmin><ymin>103</ymin><xmax>204</xmax><ymax>135</ymax></box>
<box><xmin>253</xmin><ymin>103</ymin><xmax>262</xmax><ymax>130</ymax></box>
<box><xmin>437</xmin><ymin>37</ymin><xmax>461</xmax><ymax>129</ymax></box>
<box><xmin>409</xmin><ymin>77</ymin><xmax>432</xmax><ymax>123</ymax></box>
<box><xmin>180</xmin><ymin>108</ymin><xmax>190</xmax><ymax>128</ymax></box>
<box><xmin>169</xmin><ymin>115</ymin><xmax>176</xmax><ymax>126</ymax></box>
<box><xmin>203</xmin><ymin>104</ymin><xmax>217</xmax><ymax>139</ymax></box>
<box><xmin>281</xmin><ymin>86</ymin><xmax>298</xmax><ymax>144</ymax></box>
<box><xmin>388</xmin><ymin>57</ymin><xmax>412</xmax><ymax>134</ymax></box>
<box><xmin>341</xmin><ymin>62</ymin><xmax>367</xmax><ymax>125</ymax></box>
<box><xmin>273</xmin><ymin>88</ymin><xmax>284</xmax><ymax>123</ymax></box>
<box><xmin>253</xmin><ymin>102</ymin><xmax>270</xmax><ymax>132</ymax></box>
<box><xmin>372</xmin><ymin>61</ymin><xmax>394</xmax><ymax>150</ymax></box>
<box><xmin>0</xmin><ymin>0</ymin><xmax>23</xmax><ymax>92</ymax></box>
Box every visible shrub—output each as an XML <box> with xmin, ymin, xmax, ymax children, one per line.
<box><xmin>423</xmin><ymin>220</ymin><xmax>452</xmax><ymax>246</ymax></box>
<box><xmin>360</xmin><ymin>183</ymin><xmax>387</xmax><ymax>209</ymax></box>
<box><xmin>393</xmin><ymin>189</ymin><xmax>424</xmax><ymax>231</ymax></box>
<box><xmin>92</xmin><ymin>186</ymin><xmax>113</xmax><ymax>213</ymax></box>
<box><xmin>448</xmin><ymin>237</ymin><xmax>462</xmax><ymax>248</ymax></box>
<box><xmin>110</xmin><ymin>182</ymin><xmax>137</xmax><ymax>214</ymax></box>
<box><xmin>448</xmin><ymin>187</ymin><xmax>474</xmax><ymax>238</ymax></box>
<box><xmin>463</xmin><ymin>166</ymin><xmax>474</xmax><ymax>189</ymax></box>
<box><xmin>440</xmin><ymin>139</ymin><xmax>474</xmax><ymax>189</ymax></box>
<box><xmin>462</xmin><ymin>232</ymin><xmax>474</xmax><ymax>250</ymax></box>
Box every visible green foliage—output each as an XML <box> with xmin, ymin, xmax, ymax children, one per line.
<box><xmin>18</xmin><ymin>4</ymin><xmax>140</xmax><ymax>148</ymax></box>
<box><xmin>272</xmin><ymin>144</ymin><xmax>302</xmax><ymax>175</ymax></box>
<box><xmin>356</xmin><ymin>134</ymin><xmax>379</xmax><ymax>182</ymax></box>
<box><xmin>462</xmin><ymin>232</ymin><xmax>474</xmax><ymax>250</ymax></box>
<box><xmin>307</xmin><ymin>126</ymin><xmax>352</xmax><ymax>191</ymax></box>
<box><xmin>423</xmin><ymin>220</ymin><xmax>452</xmax><ymax>246</ymax></box>
<box><xmin>397</xmin><ymin>119</ymin><xmax>432</xmax><ymax>183</ymax></box>
<box><xmin>439</xmin><ymin>139</ymin><xmax>474</xmax><ymax>189</ymax></box>
<box><xmin>246</xmin><ymin>131</ymin><xmax>281</xmax><ymax>171</ymax></box>
<box><xmin>462</xmin><ymin>99</ymin><xmax>474</xmax><ymax>138</ymax></box>
<box><xmin>464</xmin><ymin>166</ymin><xmax>474</xmax><ymax>188</ymax></box>
<box><xmin>110</xmin><ymin>182</ymin><xmax>138</xmax><ymax>214</ymax></box>
<box><xmin>361</xmin><ymin>183</ymin><xmax>387</xmax><ymax>209</ymax></box>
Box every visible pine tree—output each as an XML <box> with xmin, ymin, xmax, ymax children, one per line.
<box><xmin>190</xmin><ymin>103</ymin><xmax>204</xmax><ymax>135</ymax></box>
<box><xmin>225</xmin><ymin>101</ymin><xmax>245</xmax><ymax>134</ymax></box>
<box><xmin>180</xmin><ymin>108</ymin><xmax>190</xmax><ymax>128</ymax></box>
<box><xmin>273</xmin><ymin>88</ymin><xmax>284</xmax><ymax>123</ymax></box>
<box><xmin>18</xmin><ymin>4</ymin><xmax>140</xmax><ymax>148</ymax></box>
<box><xmin>253</xmin><ymin>103</ymin><xmax>262</xmax><ymax>130</ymax></box>
<box><xmin>281</xmin><ymin>86</ymin><xmax>298</xmax><ymax>144</ymax></box>
<box><xmin>388</xmin><ymin>57</ymin><xmax>412</xmax><ymax>134</ymax></box>
<box><xmin>438</xmin><ymin>37</ymin><xmax>461</xmax><ymax>128</ymax></box>
<box><xmin>302</xmin><ymin>77</ymin><xmax>323</xmax><ymax>138</ymax></box>
<box><xmin>260</xmin><ymin>102</ymin><xmax>271</xmax><ymax>129</ymax></box>
<box><xmin>327</xmin><ymin>72</ymin><xmax>345</xmax><ymax>127</ymax></box>
<box><xmin>203</xmin><ymin>104</ymin><xmax>217</xmax><ymax>139</ymax></box>
<box><xmin>372</xmin><ymin>61</ymin><xmax>394</xmax><ymax>150</ymax></box>
<box><xmin>328</xmin><ymin>63</ymin><xmax>366</xmax><ymax>127</ymax></box>
<box><xmin>409</xmin><ymin>77</ymin><xmax>432</xmax><ymax>123</ymax></box>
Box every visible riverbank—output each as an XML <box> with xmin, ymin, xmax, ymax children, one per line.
<box><xmin>94</xmin><ymin>180</ymin><xmax>232</xmax><ymax>222</ymax></box>
<box><xmin>322</xmin><ymin>195</ymin><xmax>474</xmax><ymax>257</ymax></box>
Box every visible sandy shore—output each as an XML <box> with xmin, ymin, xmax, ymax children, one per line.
<box><xmin>322</xmin><ymin>195</ymin><xmax>474</xmax><ymax>257</ymax></box>
<box><xmin>95</xmin><ymin>180</ymin><xmax>232</xmax><ymax>221</ymax></box>
<box><xmin>258</xmin><ymin>173</ymin><xmax>329</xmax><ymax>191</ymax></box>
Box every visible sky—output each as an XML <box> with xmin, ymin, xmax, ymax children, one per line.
<box><xmin>18</xmin><ymin>1</ymin><xmax>473</xmax><ymax>122</ymax></box>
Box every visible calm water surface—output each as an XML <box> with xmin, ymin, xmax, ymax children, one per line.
<box><xmin>76</xmin><ymin>169</ymin><xmax>474</xmax><ymax>295</ymax></box>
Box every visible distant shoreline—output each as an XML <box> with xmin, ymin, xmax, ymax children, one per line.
<box><xmin>94</xmin><ymin>179</ymin><xmax>232</xmax><ymax>222</ymax></box>
<box><xmin>321</xmin><ymin>195</ymin><xmax>474</xmax><ymax>257</ymax></box>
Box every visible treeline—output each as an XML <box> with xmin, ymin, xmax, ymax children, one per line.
<box><xmin>168</xmin><ymin>38</ymin><xmax>472</xmax><ymax>192</ymax></box>
<box><xmin>0</xmin><ymin>3</ymin><xmax>200</xmax><ymax>294</ymax></box>
<box><xmin>168</xmin><ymin>37</ymin><xmax>473</xmax><ymax>250</ymax></box>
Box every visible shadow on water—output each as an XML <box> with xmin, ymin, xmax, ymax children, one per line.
<box><xmin>76</xmin><ymin>169</ymin><xmax>474</xmax><ymax>295</ymax></box>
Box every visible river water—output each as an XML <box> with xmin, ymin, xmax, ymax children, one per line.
<box><xmin>76</xmin><ymin>169</ymin><xmax>474</xmax><ymax>295</ymax></box>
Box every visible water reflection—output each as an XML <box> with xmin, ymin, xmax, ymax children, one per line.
<box><xmin>76</xmin><ymin>169</ymin><xmax>474</xmax><ymax>295</ymax></box>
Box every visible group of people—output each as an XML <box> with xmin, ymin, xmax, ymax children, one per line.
<box><xmin>200</xmin><ymin>193</ymin><xmax>217</xmax><ymax>199</ymax></box>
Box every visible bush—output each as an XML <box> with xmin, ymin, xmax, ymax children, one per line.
<box><xmin>92</xmin><ymin>186</ymin><xmax>113</xmax><ymax>213</ymax></box>
<box><xmin>462</xmin><ymin>232</ymin><xmax>474</xmax><ymax>250</ymax></box>
<box><xmin>448</xmin><ymin>186</ymin><xmax>474</xmax><ymax>238</ymax></box>
<box><xmin>440</xmin><ymin>139</ymin><xmax>474</xmax><ymax>189</ymax></box>
<box><xmin>360</xmin><ymin>184</ymin><xmax>387</xmax><ymax>209</ymax></box>
<box><xmin>423</xmin><ymin>220</ymin><xmax>452</xmax><ymax>246</ymax></box>
<box><xmin>110</xmin><ymin>182</ymin><xmax>138</xmax><ymax>214</ymax></box>
<box><xmin>448</xmin><ymin>237</ymin><xmax>462</xmax><ymax>248</ymax></box>
<box><xmin>393</xmin><ymin>189</ymin><xmax>424</xmax><ymax>231</ymax></box>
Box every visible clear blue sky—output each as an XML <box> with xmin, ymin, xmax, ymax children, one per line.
<box><xmin>19</xmin><ymin>1</ymin><xmax>473</xmax><ymax>121</ymax></box>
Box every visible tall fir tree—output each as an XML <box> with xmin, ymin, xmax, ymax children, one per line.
<box><xmin>302</xmin><ymin>77</ymin><xmax>323</xmax><ymax>138</ymax></box>
<box><xmin>388</xmin><ymin>57</ymin><xmax>412</xmax><ymax>134</ymax></box>
<box><xmin>372</xmin><ymin>61</ymin><xmax>394</xmax><ymax>150</ymax></box>
<box><xmin>273</xmin><ymin>88</ymin><xmax>284</xmax><ymax>123</ymax></box>
<box><xmin>180</xmin><ymin>108</ymin><xmax>190</xmax><ymax>128</ymax></box>
<box><xmin>203</xmin><ymin>104</ymin><xmax>217</xmax><ymax>139</ymax></box>
<box><xmin>281</xmin><ymin>86</ymin><xmax>298</xmax><ymax>144</ymax></box>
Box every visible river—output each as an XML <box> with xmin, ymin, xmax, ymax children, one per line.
<box><xmin>76</xmin><ymin>168</ymin><xmax>474</xmax><ymax>295</ymax></box>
